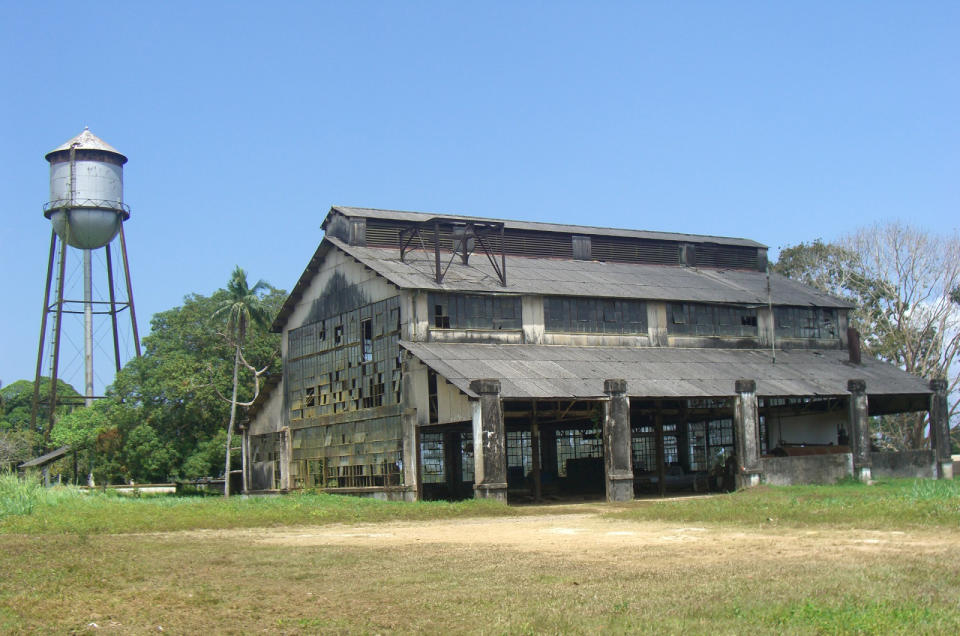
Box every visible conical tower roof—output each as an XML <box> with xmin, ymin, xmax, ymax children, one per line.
<box><xmin>45</xmin><ymin>127</ymin><xmax>127</xmax><ymax>162</ymax></box>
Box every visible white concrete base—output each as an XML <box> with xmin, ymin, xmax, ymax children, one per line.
<box><xmin>736</xmin><ymin>472</ymin><xmax>762</xmax><ymax>490</ymax></box>
<box><xmin>938</xmin><ymin>461</ymin><xmax>954</xmax><ymax>480</ymax></box>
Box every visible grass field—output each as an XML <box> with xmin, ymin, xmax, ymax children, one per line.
<box><xmin>1</xmin><ymin>475</ymin><xmax>959</xmax><ymax>634</ymax></box>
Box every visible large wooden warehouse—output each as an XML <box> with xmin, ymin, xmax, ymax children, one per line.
<box><xmin>244</xmin><ymin>206</ymin><xmax>952</xmax><ymax>502</ymax></box>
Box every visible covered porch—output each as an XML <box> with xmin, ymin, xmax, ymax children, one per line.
<box><xmin>402</xmin><ymin>342</ymin><xmax>945</xmax><ymax>503</ymax></box>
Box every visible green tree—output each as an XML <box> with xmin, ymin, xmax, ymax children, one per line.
<box><xmin>0</xmin><ymin>378</ymin><xmax>81</xmax><ymax>462</ymax></box>
<box><xmin>774</xmin><ymin>223</ymin><xmax>960</xmax><ymax>449</ymax></box>
<box><xmin>211</xmin><ymin>266</ymin><xmax>273</xmax><ymax>497</ymax></box>
<box><xmin>53</xmin><ymin>283</ymin><xmax>284</xmax><ymax>485</ymax></box>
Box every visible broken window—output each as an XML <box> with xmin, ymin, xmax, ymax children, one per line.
<box><xmin>420</xmin><ymin>433</ymin><xmax>445</xmax><ymax>483</ymax></box>
<box><xmin>667</xmin><ymin>303</ymin><xmax>758</xmax><ymax>337</ymax></box>
<box><xmin>434</xmin><ymin>301</ymin><xmax>451</xmax><ymax>328</ymax></box>
<box><xmin>774</xmin><ymin>307</ymin><xmax>838</xmax><ymax>339</ymax></box>
<box><xmin>428</xmin><ymin>293</ymin><xmax>521</xmax><ymax>330</ymax></box>
<box><xmin>687</xmin><ymin>419</ymin><xmax>733</xmax><ymax>472</ymax></box>
<box><xmin>544</xmin><ymin>297</ymin><xmax>647</xmax><ymax>334</ymax></box>
<box><xmin>555</xmin><ymin>428</ymin><xmax>603</xmax><ymax>477</ymax></box>
<box><xmin>361</xmin><ymin>319</ymin><xmax>373</xmax><ymax>363</ymax></box>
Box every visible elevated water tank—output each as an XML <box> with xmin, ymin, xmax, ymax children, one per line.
<box><xmin>43</xmin><ymin>128</ymin><xmax>130</xmax><ymax>249</ymax></box>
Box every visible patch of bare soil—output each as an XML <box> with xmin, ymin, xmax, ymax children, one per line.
<box><xmin>168</xmin><ymin>503</ymin><xmax>960</xmax><ymax>568</ymax></box>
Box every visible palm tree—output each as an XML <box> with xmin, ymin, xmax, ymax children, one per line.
<box><xmin>212</xmin><ymin>266</ymin><xmax>270</xmax><ymax>497</ymax></box>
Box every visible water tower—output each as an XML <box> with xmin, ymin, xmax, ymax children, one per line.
<box><xmin>30</xmin><ymin>128</ymin><xmax>142</xmax><ymax>444</ymax></box>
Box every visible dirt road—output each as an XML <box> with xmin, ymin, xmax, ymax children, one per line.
<box><xmin>173</xmin><ymin>504</ymin><xmax>956</xmax><ymax>567</ymax></box>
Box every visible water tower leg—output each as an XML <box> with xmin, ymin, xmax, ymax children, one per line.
<box><xmin>118</xmin><ymin>224</ymin><xmax>141</xmax><ymax>357</ymax></box>
<box><xmin>105</xmin><ymin>245</ymin><xmax>122</xmax><ymax>372</ymax></box>
<box><xmin>45</xmin><ymin>233</ymin><xmax>70</xmax><ymax>445</ymax></box>
<box><xmin>30</xmin><ymin>230</ymin><xmax>58</xmax><ymax>439</ymax></box>
<box><xmin>83</xmin><ymin>249</ymin><xmax>94</xmax><ymax>407</ymax></box>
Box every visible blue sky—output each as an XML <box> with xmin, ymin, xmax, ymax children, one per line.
<box><xmin>2</xmin><ymin>2</ymin><xmax>958</xmax><ymax>393</ymax></box>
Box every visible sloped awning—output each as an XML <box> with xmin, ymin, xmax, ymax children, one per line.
<box><xmin>400</xmin><ymin>342</ymin><xmax>931</xmax><ymax>402</ymax></box>
<box><xmin>18</xmin><ymin>445</ymin><xmax>71</xmax><ymax>469</ymax></box>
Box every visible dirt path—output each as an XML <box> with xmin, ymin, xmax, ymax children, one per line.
<box><xmin>169</xmin><ymin>504</ymin><xmax>959</xmax><ymax>567</ymax></box>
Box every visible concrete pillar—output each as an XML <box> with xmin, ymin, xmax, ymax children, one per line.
<box><xmin>401</xmin><ymin>409</ymin><xmax>420</xmax><ymax>501</ymax></box>
<box><xmin>603</xmin><ymin>379</ymin><xmax>634</xmax><ymax>502</ymax></box>
<box><xmin>733</xmin><ymin>379</ymin><xmax>762</xmax><ymax>489</ymax></box>
<box><xmin>848</xmin><ymin>379</ymin><xmax>871</xmax><ymax>482</ymax></box>
<box><xmin>929</xmin><ymin>379</ymin><xmax>953</xmax><ymax>480</ymax></box>
<box><xmin>470</xmin><ymin>379</ymin><xmax>507</xmax><ymax>502</ymax></box>
<box><xmin>281</xmin><ymin>426</ymin><xmax>293</xmax><ymax>491</ymax></box>
<box><xmin>239</xmin><ymin>424</ymin><xmax>249</xmax><ymax>494</ymax></box>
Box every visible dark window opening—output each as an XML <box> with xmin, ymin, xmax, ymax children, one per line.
<box><xmin>428</xmin><ymin>370</ymin><xmax>439</xmax><ymax>424</ymax></box>
<box><xmin>361</xmin><ymin>319</ymin><xmax>373</xmax><ymax>363</ymax></box>
<box><xmin>434</xmin><ymin>303</ymin><xmax>450</xmax><ymax>328</ymax></box>
<box><xmin>334</xmin><ymin>324</ymin><xmax>343</xmax><ymax>345</ymax></box>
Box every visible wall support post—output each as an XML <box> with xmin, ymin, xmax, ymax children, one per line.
<box><xmin>401</xmin><ymin>409</ymin><xmax>420</xmax><ymax>501</ymax></box>
<box><xmin>929</xmin><ymin>379</ymin><xmax>953</xmax><ymax>480</ymax></box>
<box><xmin>734</xmin><ymin>379</ymin><xmax>762</xmax><ymax>489</ymax></box>
<box><xmin>470</xmin><ymin>379</ymin><xmax>507</xmax><ymax>502</ymax></box>
<box><xmin>603</xmin><ymin>379</ymin><xmax>634</xmax><ymax>502</ymax></box>
<box><xmin>848</xmin><ymin>379</ymin><xmax>872</xmax><ymax>483</ymax></box>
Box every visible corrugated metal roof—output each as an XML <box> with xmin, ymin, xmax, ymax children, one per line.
<box><xmin>331</xmin><ymin>236</ymin><xmax>850</xmax><ymax>307</ymax></box>
<box><xmin>400</xmin><ymin>342</ymin><xmax>930</xmax><ymax>400</ymax></box>
<box><xmin>46</xmin><ymin>128</ymin><xmax>125</xmax><ymax>158</ymax></box>
<box><xmin>19</xmin><ymin>445</ymin><xmax>71</xmax><ymax>469</ymax></box>
<box><xmin>329</xmin><ymin>206</ymin><xmax>766</xmax><ymax>248</ymax></box>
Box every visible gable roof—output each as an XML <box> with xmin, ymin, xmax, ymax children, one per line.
<box><xmin>331</xmin><ymin>236</ymin><xmax>847</xmax><ymax>306</ymax></box>
<box><xmin>273</xmin><ymin>235</ymin><xmax>849</xmax><ymax>331</ymax></box>
<box><xmin>273</xmin><ymin>207</ymin><xmax>850</xmax><ymax>331</ymax></box>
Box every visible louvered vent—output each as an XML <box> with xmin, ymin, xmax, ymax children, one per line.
<box><xmin>486</xmin><ymin>231</ymin><xmax>573</xmax><ymax>258</ymax></box>
<box><xmin>359</xmin><ymin>218</ymin><xmax>759</xmax><ymax>269</ymax></box>
<box><xmin>695</xmin><ymin>245</ymin><xmax>758</xmax><ymax>270</ymax></box>
<box><xmin>365</xmin><ymin>220</ymin><xmax>402</xmax><ymax>247</ymax></box>
<box><xmin>591</xmin><ymin>237</ymin><xmax>680</xmax><ymax>265</ymax></box>
<box><xmin>365</xmin><ymin>221</ymin><xmax>573</xmax><ymax>258</ymax></box>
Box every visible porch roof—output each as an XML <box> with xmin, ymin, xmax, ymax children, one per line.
<box><xmin>399</xmin><ymin>342</ymin><xmax>931</xmax><ymax>401</ymax></box>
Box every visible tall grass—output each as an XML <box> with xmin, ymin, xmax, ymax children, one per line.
<box><xmin>0</xmin><ymin>472</ymin><xmax>85</xmax><ymax>520</ymax></box>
